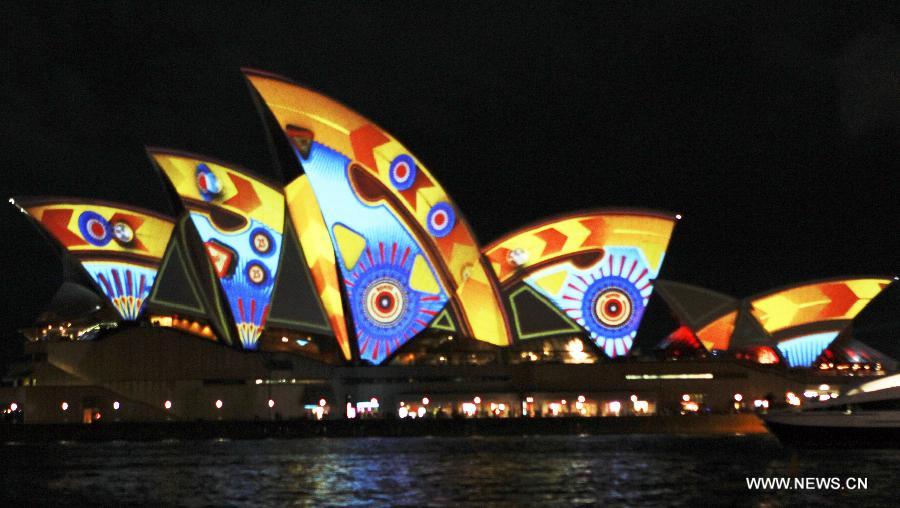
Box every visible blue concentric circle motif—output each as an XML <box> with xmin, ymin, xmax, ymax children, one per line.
<box><xmin>77</xmin><ymin>211</ymin><xmax>112</xmax><ymax>247</ymax></box>
<box><xmin>245</xmin><ymin>261</ymin><xmax>271</xmax><ymax>287</ymax></box>
<box><xmin>389</xmin><ymin>154</ymin><xmax>417</xmax><ymax>191</ymax></box>
<box><xmin>426</xmin><ymin>202</ymin><xmax>456</xmax><ymax>238</ymax></box>
<box><xmin>249</xmin><ymin>227</ymin><xmax>275</xmax><ymax>257</ymax></box>
<box><xmin>579</xmin><ymin>275</ymin><xmax>645</xmax><ymax>340</ymax></box>
<box><xmin>353</xmin><ymin>265</ymin><xmax>417</xmax><ymax>336</ymax></box>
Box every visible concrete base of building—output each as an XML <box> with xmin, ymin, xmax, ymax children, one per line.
<box><xmin>2</xmin><ymin>328</ymin><xmax>874</xmax><ymax>424</ymax></box>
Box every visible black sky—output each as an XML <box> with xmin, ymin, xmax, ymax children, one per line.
<box><xmin>1</xmin><ymin>2</ymin><xmax>898</xmax><ymax>354</ymax></box>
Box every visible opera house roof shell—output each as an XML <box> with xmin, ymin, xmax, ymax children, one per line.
<box><xmin>11</xmin><ymin>69</ymin><xmax>893</xmax><ymax>369</ymax></box>
<box><xmin>11</xmin><ymin>69</ymin><xmax>679</xmax><ymax>365</ymax></box>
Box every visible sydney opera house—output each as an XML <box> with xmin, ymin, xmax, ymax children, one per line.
<box><xmin>1</xmin><ymin>69</ymin><xmax>895</xmax><ymax>424</ymax></box>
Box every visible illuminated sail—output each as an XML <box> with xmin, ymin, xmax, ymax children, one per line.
<box><xmin>484</xmin><ymin>211</ymin><xmax>676</xmax><ymax>357</ymax></box>
<box><xmin>284</xmin><ymin>175</ymin><xmax>352</xmax><ymax>360</ymax></box>
<box><xmin>750</xmin><ymin>278</ymin><xmax>891</xmax><ymax>334</ymax></box>
<box><xmin>150</xmin><ymin>150</ymin><xmax>285</xmax><ymax>349</ymax></box>
<box><xmin>279</xmin><ymin>140</ymin><xmax>448</xmax><ymax>363</ymax></box>
<box><xmin>14</xmin><ymin>198</ymin><xmax>174</xmax><ymax>320</ymax></box>
<box><xmin>245</xmin><ymin>69</ymin><xmax>512</xmax><ymax>362</ymax></box>
<box><xmin>656</xmin><ymin>277</ymin><xmax>893</xmax><ymax>362</ymax></box>
<box><xmin>750</xmin><ymin>277</ymin><xmax>893</xmax><ymax>365</ymax></box>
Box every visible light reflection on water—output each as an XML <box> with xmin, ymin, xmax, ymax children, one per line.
<box><xmin>0</xmin><ymin>434</ymin><xmax>897</xmax><ymax>506</ymax></box>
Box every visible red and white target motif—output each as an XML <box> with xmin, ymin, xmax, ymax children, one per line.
<box><xmin>426</xmin><ymin>202</ymin><xmax>456</xmax><ymax>238</ymax></box>
<box><xmin>86</xmin><ymin>219</ymin><xmax>108</xmax><ymax>241</ymax></box>
<box><xmin>198</xmin><ymin>173</ymin><xmax>217</xmax><ymax>193</ymax></box>
<box><xmin>195</xmin><ymin>163</ymin><xmax>223</xmax><ymax>200</ymax></box>
<box><xmin>77</xmin><ymin>211</ymin><xmax>112</xmax><ymax>247</ymax></box>
<box><xmin>593</xmin><ymin>289</ymin><xmax>633</xmax><ymax>329</ymax></box>
<box><xmin>394</xmin><ymin>161</ymin><xmax>410</xmax><ymax>180</ymax></box>
<box><xmin>389</xmin><ymin>154</ymin><xmax>417</xmax><ymax>191</ymax></box>
<box><xmin>364</xmin><ymin>279</ymin><xmax>406</xmax><ymax>326</ymax></box>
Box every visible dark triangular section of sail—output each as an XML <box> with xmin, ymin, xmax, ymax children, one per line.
<box><xmin>729</xmin><ymin>305</ymin><xmax>773</xmax><ymax>348</ymax></box>
<box><xmin>508</xmin><ymin>284</ymin><xmax>582</xmax><ymax>340</ymax></box>
<box><xmin>428</xmin><ymin>308</ymin><xmax>457</xmax><ymax>332</ymax></box>
<box><xmin>652</xmin><ymin>279</ymin><xmax>738</xmax><ymax>329</ymax></box>
<box><xmin>60</xmin><ymin>251</ymin><xmax>99</xmax><ymax>289</ymax></box>
<box><xmin>178</xmin><ymin>216</ymin><xmax>238</xmax><ymax>347</ymax></box>
<box><xmin>632</xmin><ymin>293</ymin><xmax>681</xmax><ymax>355</ymax></box>
<box><xmin>847</xmin><ymin>282</ymin><xmax>900</xmax><ymax>361</ymax></box>
<box><xmin>147</xmin><ymin>235</ymin><xmax>205</xmax><ymax>315</ymax></box>
<box><xmin>145</xmin><ymin>156</ymin><xmax>238</xmax><ymax>346</ymax></box>
<box><xmin>266</xmin><ymin>219</ymin><xmax>332</xmax><ymax>334</ymax></box>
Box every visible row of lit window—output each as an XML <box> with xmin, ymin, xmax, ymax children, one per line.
<box><xmin>16</xmin><ymin>398</ymin><xmax>330</xmax><ymax>413</ymax></box>
<box><xmin>157</xmin><ymin>398</ymin><xmax>318</xmax><ymax>411</ymax></box>
<box><xmin>6</xmin><ymin>389</ymin><xmax>822</xmax><ymax>417</ymax></box>
<box><xmin>392</xmin><ymin>394</ymin><xmax>653</xmax><ymax>418</ymax></box>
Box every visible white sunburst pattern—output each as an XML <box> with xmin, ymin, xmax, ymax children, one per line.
<box><xmin>528</xmin><ymin>247</ymin><xmax>657</xmax><ymax>358</ymax></box>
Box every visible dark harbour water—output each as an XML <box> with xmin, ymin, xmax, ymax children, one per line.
<box><xmin>0</xmin><ymin>434</ymin><xmax>896</xmax><ymax>507</ymax></box>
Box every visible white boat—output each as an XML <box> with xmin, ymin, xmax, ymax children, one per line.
<box><xmin>764</xmin><ymin>373</ymin><xmax>900</xmax><ymax>448</ymax></box>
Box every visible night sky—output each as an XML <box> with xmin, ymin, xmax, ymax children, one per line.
<box><xmin>1</xmin><ymin>3</ymin><xmax>897</xmax><ymax>360</ymax></box>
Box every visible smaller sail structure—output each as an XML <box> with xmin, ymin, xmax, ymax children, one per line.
<box><xmin>484</xmin><ymin>210</ymin><xmax>676</xmax><ymax>357</ymax></box>
<box><xmin>13</xmin><ymin>197</ymin><xmax>175</xmax><ymax>320</ymax></box>
<box><xmin>750</xmin><ymin>277</ymin><xmax>893</xmax><ymax>366</ymax></box>
<box><xmin>150</xmin><ymin>150</ymin><xmax>286</xmax><ymax>350</ymax></box>
<box><xmin>655</xmin><ymin>277</ymin><xmax>894</xmax><ymax>367</ymax></box>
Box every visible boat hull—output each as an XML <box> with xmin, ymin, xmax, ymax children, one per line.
<box><xmin>765</xmin><ymin>419</ymin><xmax>900</xmax><ymax>449</ymax></box>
